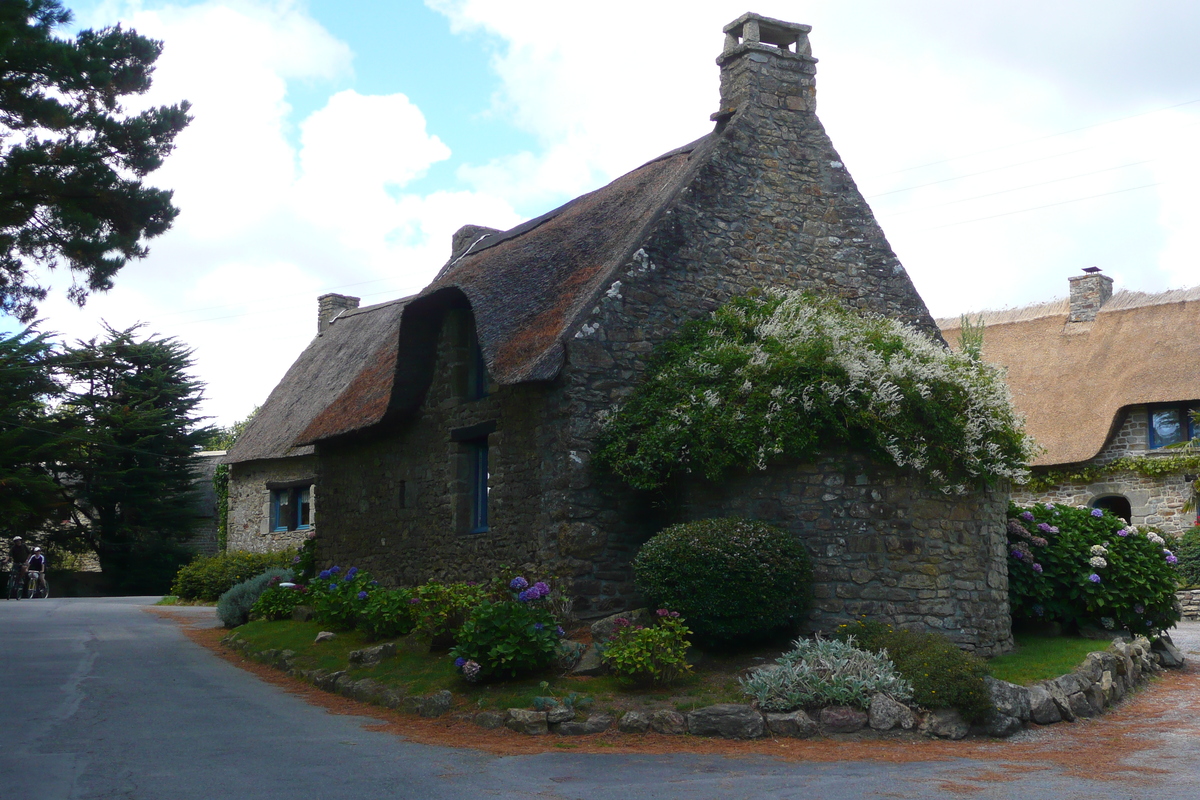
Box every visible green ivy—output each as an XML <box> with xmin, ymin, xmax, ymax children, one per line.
<box><xmin>1025</xmin><ymin>453</ymin><xmax>1200</xmax><ymax>493</ymax></box>
<box><xmin>596</xmin><ymin>292</ymin><xmax>1035</xmax><ymax>492</ymax></box>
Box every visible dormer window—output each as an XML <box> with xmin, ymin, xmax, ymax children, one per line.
<box><xmin>1148</xmin><ymin>403</ymin><xmax>1196</xmax><ymax>450</ymax></box>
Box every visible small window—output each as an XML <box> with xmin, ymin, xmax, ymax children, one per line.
<box><xmin>272</xmin><ymin>485</ymin><xmax>312</xmax><ymax>532</ymax></box>
<box><xmin>468</xmin><ymin>438</ymin><xmax>489</xmax><ymax>533</ymax></box>
<box><xmin>1148</xmin><ymin>404</ymin><xmax>1196</xmax><ymax>449</ymax></box>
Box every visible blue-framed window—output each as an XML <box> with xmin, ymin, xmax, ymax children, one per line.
<box><xmin>468</xmin><ymin>439</ymin><xmax>489</xmax><ymax>533</ymax></box>
<box><xmin>1148</xmin><ymin>404</ymin><xmax>1196</xmax><ymax>450</ymax></box>
<box><xmin>271</xmin><ymin>485</ymin><xmax>312</xmax><ymax>532</ymax></box>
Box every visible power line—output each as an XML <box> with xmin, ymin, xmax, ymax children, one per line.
<box><xmin>919</xmin><ymin>181</ymin><xmax>1161</xmax><ymax>231</ymax></box>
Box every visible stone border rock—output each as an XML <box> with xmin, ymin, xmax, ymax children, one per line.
<box><xmin>1177</xmin><ymin>589</ymin><xmax>1200</xmax><ymax>621</ymax></box>
<box><xmin>219</xmin><ymin>631</ymin><xmax>1183</xmax><ymax>742</ymax></box>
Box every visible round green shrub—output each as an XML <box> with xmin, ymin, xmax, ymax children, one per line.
<box><xmin>633</xmin><ymin>517</ymin><xmax>813</xmax><ymax>645</ymax></box>
<box><xmin>250</xmin><ymin>583</ymin><xmax>307</xmax><ymax>621</ymax></box>
<box><xmin>832</xmin><ymin>619</ymin><xmax>993</xmax><ymax>722</ymax></box>
<box><xmin>1007</xmin><ymin>503</ymin><xmax>1181</xmax><ymax>635</ymax></box>
<box><xmin>1174</xmin><ymin>525</ymin><xmax>1200</xmax><ymax>587</ymax></box>
<box><xmin>217</xmin><ymin>567</ymin><xmax>294</xmax><ymax>628</ymax></box>
<box><xmin>357</xmin><ymin>587</ymin><xmax>418</xmax><ymax>641</ymax></box>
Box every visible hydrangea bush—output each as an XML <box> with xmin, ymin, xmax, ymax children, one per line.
<box><xmin>307</xmin><ymin>566</ymin><xmax>374</xmax><ymax>630</ymax></box>
<box><xmin>250</xmin><ymin>581</ymin><xmax>307</xmax><ymax>621</ymax></box>
<box><xmin>739</xmin><ymin>636</ymin><xmax>912</xmax><ymax>712</ymax></box>
<box><xmin>633</xmin><ymin>517</ymin><xmax>813</xmax><ymax>645</ymax></box>
<box><xmin>599</xmin><ymin>609</ymin><xmax>693</xmax><ymax>686</ymax></box>
<box><xmin>596</xmin><ymin>291</ymin><xmax>1036</xmax><ymax>493</ymax></box>
<box><xmin>1007</xmin><ymin>503</ymin><xmax>1181</xmax><ymax>635</ymax></box>
<box><xmin>449</xmin><ymin>576</ymin><xmax>564</xmax><ymax>681</ymax></box>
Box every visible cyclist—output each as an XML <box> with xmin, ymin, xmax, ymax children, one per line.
<box><xmin>25</xmin><ymin>546</ymin><xmax>47</xmax><ymax>598</ymax></box>
<box><xmin>7</xmin><ymin>537</ymin><xmax>29</xmax><ymax>597</ymax></box>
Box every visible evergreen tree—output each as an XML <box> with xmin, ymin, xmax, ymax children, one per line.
<box><xmin>0</xmin><ymin>0</ymin><xmax>191</xmax><ymax>322</ymax></box>
<box><xmin>0</xmin><ymin>327</ymin><xmax>65</xmax><ymax>537</ymax></box>
<box><xmin>52</xmin><ymin>324</ymin><xmax>213</xmax><ymax>591</ymax></box>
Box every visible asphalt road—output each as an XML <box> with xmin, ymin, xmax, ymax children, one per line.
<box><xmin>3</xmin><ymin>597</ymin><xmax>1200</xmax><ymax>800</ymax></box>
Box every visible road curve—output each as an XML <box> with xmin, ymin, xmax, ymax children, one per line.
<box><xmin>4</xmin><ymin>597</ymin><xmax>1200</xmax><ymax>799</ymax></box>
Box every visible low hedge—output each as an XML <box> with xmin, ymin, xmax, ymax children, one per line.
<box><xmin>171</xmin><ymin>550</ymin><xmax>296</xmax><ymax>601</ymax></box>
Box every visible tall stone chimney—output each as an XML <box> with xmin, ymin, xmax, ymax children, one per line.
<box><xmin>317</xmin><ymin>293</ymin><xmax>360</xmax><ymax>334</ymax></box>
<box><xmin>1067</xmin><ymin>268</ymin><xmax>1113</xmax><ymax>323</ymax></box>
<box><xmin>715</xmin><ymin>13</ymin><xmax>815</xmax><ymax>120</ymax></box>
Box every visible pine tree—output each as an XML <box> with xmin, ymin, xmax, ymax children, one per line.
<box><xmin>0</xmin><ymin>0</ymin><xmax>191</xmax><ymax>321</ymax></box>
<box><xmin>52</xmin><ymin>324</ymin><xmax>213</xmax><ymax>591</ymax></box>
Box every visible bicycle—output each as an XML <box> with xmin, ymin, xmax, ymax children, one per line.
<box><xmin>24</xmin><ymin>569</ymin><xmax>48</xmax><ymax>599</ymax></box>
<box><xmin>3</xmin><ymin>559</ymin><xmax>21</xmax><ymax>600</ymax></box>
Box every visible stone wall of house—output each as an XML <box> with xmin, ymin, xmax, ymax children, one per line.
<box><xmin>1016</xmin><ymin>407</ymin><xmax>1197</xmax><ymax>537</ymax></box>
<box><xmin>316</xmin><ymin>310</ymin><xmax>564</xmax><ymax>586</ymax></box>
<box><xmin>679</xmin><ymin>455</ymin><xmax>1013</xmax><ymax>657</ymax></box>
<box><xmin>1012</xmin><ymin>471</ymin><xmax>1194</xmax><ymax>538</ymax></box>
<box><xmin>227</xmin><ymin>456</ymin><xmax>318</xmax><ymax>553</ymax></box>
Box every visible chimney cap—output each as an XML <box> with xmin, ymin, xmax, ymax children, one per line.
<box><xmin>1082</xmin><ymin>266</ymin><xmax>1102</xmax><ymax>274</ymax></box>
<box><xmin>723</xmin><ymin>12</ymin><xmax>811</xmax><ymax>46</ymax></box>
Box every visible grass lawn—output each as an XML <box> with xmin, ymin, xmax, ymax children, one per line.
<box><xmin>229</xmin><ymin>620</ymin><xmax>777</xmax><ymax>715</ymax></box>
<box><xmin>987</xmin><ymin>633</ymin><xmax>1105</xmax><ymax>685</ymax></box>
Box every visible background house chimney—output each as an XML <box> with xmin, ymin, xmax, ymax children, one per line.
<box><xmin>715</xmin><ymin>13</ymin><xmax>815</xmax><ymax>119</ymax></box>
<box><xmin>318</xmin><ymin>293</ymin><xmax>360</xmax><ymax>333</ymax></box>
<box><xmin>1067</xmin><ymin>268</ymin><xmax>1113</xmax><ymax>323</ymax></box>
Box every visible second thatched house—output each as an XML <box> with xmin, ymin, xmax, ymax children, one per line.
<box><xmin>940</xmin><ymin>269</ymin><xmax>1200</xmax><ymax>536</ymax></box>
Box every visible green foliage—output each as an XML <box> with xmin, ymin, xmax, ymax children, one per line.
<box><xmin>357</xmin><ymin>586</ymin><xmax>418</xmax><ymax>641</ymax></box>
<box><xmin>0</xmin><ymin>0</ymin><xmax>191</xmax><ymax>321</ymax></box>
<box><xmin>633</xmin><ymin>517</ymin><xmax>813</xmax><ymax>645</ymax></box>
<box><xmin>1007</xmin><ymin>503</ymin><xmax>1180</xmax><ymax>635</ymax></box>
<box><xmin>293</xmin><ymin>532</ymin><xmax>317</xmax><ymax>583</ymax></box>
<box><xmin>832</xmin><ymin>619</ymin><xmax>993</xmax><ymax>722</ymax></box>
<box><xmin>739</xmin><ymin>636</ymin><xmax>912</xmax><ymax>711</ymax></box>
<box><xmin>217</xmin><ymin>567</ymin><xmax>293</xmax><ymax>628</ymax></box>
<box><xmin>596</xmin><ymin>291</ymin><xmax>1034</xmax><ymax>492</ymax></box>
<box><xmin>48</xmin><ymin>324</ymin><xmax>215</xmax><ymax>592</ymax></box>
<box><xmin>599</xmin><ymin>611</ymin><xmax>693</xmax><ymax>686</ymax></box>
<box><xmin>0</xmin><ymin>328</ymin><xmax>65</xmax><ymax>537</ymax></box>
<box><xmin>411</xmin><ymin>581</ymin><xmax>489</xmax><ymax>640</ymax></box>
<box><xmin>450</xmin><ymin>599</ymin><xmax>561</xmax><ymax>681</ymax></box>
<box><xmin>307</xmin><ymin>566</ymin><xmax>372</xmax><ymax>631</ymax></box>
<box><xmin>1025</xmin><ymin>452</ymin><xmax>1200</xmax><ymax>493</ymax></box>
<box><xmin>956</xmin><ymin>313</ymin><xmax>986</xmax><ymax>362</ymax></box>
<box><xmin>206</xmin><ymin>407</ymin><xmax>257</xmax><ymax>551</ymax></box>
<box><xmin>1175</xmin><ymin>526</ymin><xmax>1200</xmax><ymax>587</ymax></box>
<box><xmin>250</xmin><ymin>583</ymin><xmax>307</xmax><ymax>621</ymax></box>
<box><xmin>171</xmin><ymin>550</ymin><xmax>295</xmax><ymax>601</ymax></box>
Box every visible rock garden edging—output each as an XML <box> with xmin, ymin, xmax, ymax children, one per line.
<box><xmin>219</xmin><ymin>631</ymin><xmax>1184</xmax><ymax>742</ymax></box>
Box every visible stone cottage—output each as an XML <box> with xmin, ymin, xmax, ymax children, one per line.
<box><xmin>939</xmin><ymin>270</ymin><xmax>1200</xmax><ymax>536</ymax></box>
<box><xmin>228</xmin><ymin>14</ymin><xmax>1014</xmax><ymax>655</ymax></box>
<box><xmin>221</xmin><ymin>293</ymin><xmax>409</xmax><ymax>552</ymax></box>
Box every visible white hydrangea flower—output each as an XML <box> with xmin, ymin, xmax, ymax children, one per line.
<box><xmin>1090</xmin><ymin>556</ymin><xmax>1108</xmax><ymax>569</ymax></box>
<box><xmin>1090</xmin><ymin>545</ymin><xmax>1108</xmax><ymax>556</ymax></box>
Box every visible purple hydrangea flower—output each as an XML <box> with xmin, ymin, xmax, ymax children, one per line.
<box><xmin>408</xmin><ymin>597</ymin><xmax>421</xmax><ymax>604</ymax></box>
<box><xmin>531</xmin><ymin>581</ymin><xmax>550</xmax><ymax>598</ymax></box>
<box><xmin>1044</xmin><ymin>503</ymin><xmax>1055</xmax><ymax>510</ymax></box>
<box><xmin>534</xmin><ymin>622</ymin><xmax>544</xmax><ymax>631</ymax></box>
<box><xmin>1167</xmin><ymin>554</ymin><xmax>1179</xmax><ymax>565</ymax></box>
<box><xmin>292</xmin><ymin>555</ymin><xmax>301</xmax><ymax>564</ymax></box>
<box><xmin>329</xmin><ymin>566</ymin><xmax>341</xmax><ymax>574</ymax></box>
<box><xmin>555</xmin><ymin>626</ymin><xmax>565</xmax><ymax>637</ymax></box>
<box><xmin>1088</xmin><ymin>573</ymin><xmax>1101</xmax><ymax>584</ymax></box>
<box><xmin>454</xmin><ymin>657</ymin><xmax>466</xmax><ymax>668</ymax></box>
<box><xmin>510</xmin><ymin>576</ymin><xmax>529</xmax><ymax>591</ymax></box>
<box><xmin>1091</xmin><ymin>508</ymin><xmax>1104</xmax><ymax>517</ymax></box>
<box><xmin>1032</xmin><ymin>563</ymin><xmax>1043</xmax><ymax>574</ymax></box>
<box><xmin>1118</xmin><ymin>528</ymin><xmax>1131</xmax><ymax>537</ymax></box>
<box><xmin>1020</xmin><ymin>511</ymin><xmax>1035</xmax><ymax>522</ymax></box>
<box><xmin>346</xmin><ymin>567</ymin><xmax>359</xmax><ymax>580</ymax></box>
<box><xmin>1011</xmin><ymin>549</ymin><xmax>1025</xmax><ymax>561</ymax></box>
<box><xmin>1134</xmin><ymin>603</ymin><xmax>1145</xmax><ymax>614</ymax></box>
<box><xmin>517</xmin><ymin>590</ymin><xmax>532</xmax><ymax>602</ymax></box>
<box><xmin>318</xmin><ymin>569</ymin><xmax>331</xmax><ymax>580</ymax></box>
<box><xmin>1037</xmin><ymin>522</ymin><xmax>1054</xmax><ymax>533</ymax></box>
<box><xmin>329</xmin><ymin>582</ymin><xmax>338</xmax><ymax>591</ymax></box>
<box><xmin>357</xmin><ymin>590</ymin><xmax>368</xmax><ymax>600</ymax></box>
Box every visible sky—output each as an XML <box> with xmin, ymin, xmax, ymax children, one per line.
<box><xmin>9</xmin><ymin>0</ymin><xmax>1200</xmax><ymax>426</ymax></box>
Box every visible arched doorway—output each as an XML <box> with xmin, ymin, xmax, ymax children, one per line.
<box><xmin>1091</xmin><ymin>495</ymin><xmax>1132</xmax><ymax>523</ymax></box>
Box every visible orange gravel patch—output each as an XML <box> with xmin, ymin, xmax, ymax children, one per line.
<box><xmin>149</xmin><ymin>606</ymin><xmax>1199</xmax><ymax>785</ymax></box>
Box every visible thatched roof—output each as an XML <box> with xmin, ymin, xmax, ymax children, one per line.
<box><xmin>292</xmin><ymin>137</ymin><xmax>714</xmax><ymax>445</ymax></box>
<box><xmin>939</xmin><ymin>286</ymin><xmax>1200</xmax><ymax>467</ymax></box>
<box><xmin>223</xmin><ymin>297</ymin><xmax>408</xmax><ymax>464</ymax></box>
